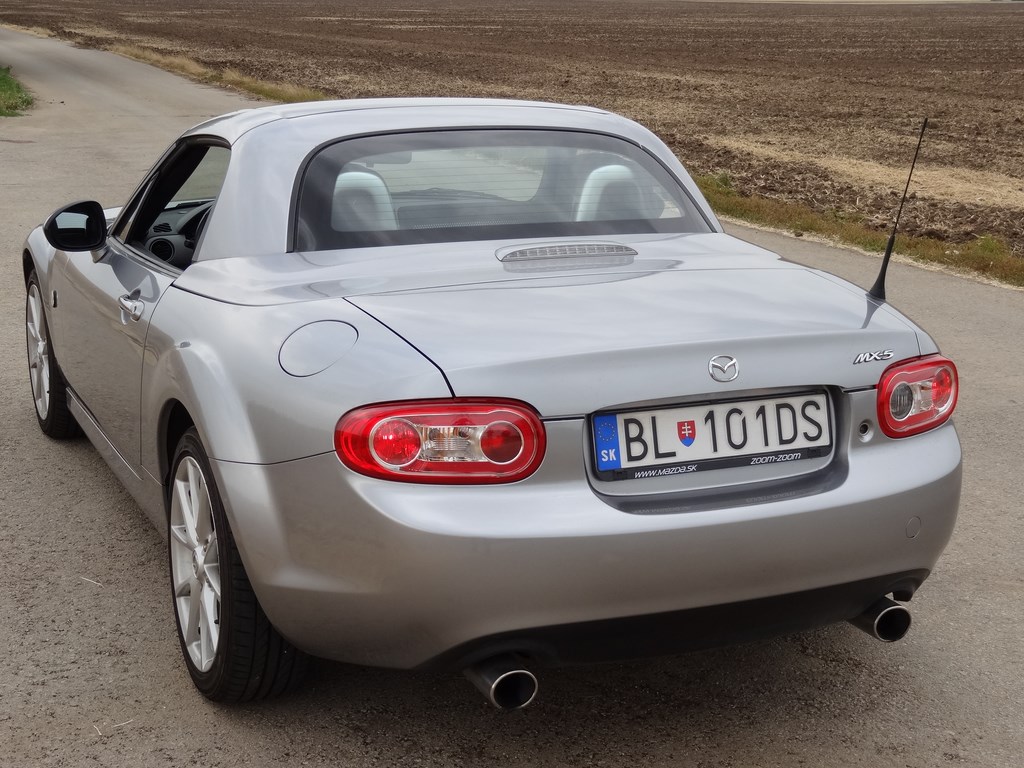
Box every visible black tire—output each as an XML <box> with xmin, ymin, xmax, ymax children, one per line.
<box><xmin>25</xmin><ymin>270</ymin><xmax>78</xmax><ymax>439</ymax></box>
<box><xmin>168</xmin><ymin>427</ymin><xmax>308</xmax><ymax>702</ymax></box>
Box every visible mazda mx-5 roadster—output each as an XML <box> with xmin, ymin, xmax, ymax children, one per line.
<box><xmin>22</xmin><ymin>98</ymin><xmax>960</xmax><ymax>708</ymax></box>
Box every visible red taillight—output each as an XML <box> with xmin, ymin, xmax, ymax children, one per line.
<box><xmin>479</xmin><ymin>421</ymin><xmax>524</xmax><ymax>464</ymax></box>
<box><xmin>876</xmin><ymin>356</ymin><xmax>959</xmax><ymax>438</ymax></box>
<box><xmin>335</xmin><ymin>399</ymin><xmax>546</xmax><ymax>484</ymax></box>
<box><xmin>370</xmin><ymin>419</ymin><xmax>421</xmax><ymax>467</ymax></box>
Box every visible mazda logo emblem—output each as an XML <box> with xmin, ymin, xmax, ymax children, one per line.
<box><xmin>709</xmin><ymin>355</ymin><xmax>739</xmax><ymax>383</ymax></box>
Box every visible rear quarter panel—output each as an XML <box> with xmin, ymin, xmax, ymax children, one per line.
<box><xmin>139</xmin><ymin>286</ymin><xmax>453</xmax><ymax>482</ymax></box>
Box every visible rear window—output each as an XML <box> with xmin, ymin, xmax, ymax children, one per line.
<box><xmin>294</xmin><ymin>129</ymin><xmax>711</xmax><ymax>251</ymax></box>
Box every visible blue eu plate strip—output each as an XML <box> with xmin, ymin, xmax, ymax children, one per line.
<box><xmin>593</xmin><ymin>414</ymin><xmax>622</xmax><ymax>471</ymax></box>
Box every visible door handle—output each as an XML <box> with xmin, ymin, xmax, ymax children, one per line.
<box><xmin>118</xmin><ymin>293</ymin><xmax>144</xmax><ymax>321</ymax></box>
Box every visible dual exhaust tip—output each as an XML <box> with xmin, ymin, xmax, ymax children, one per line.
<box><xmin>464</xmin><ymin>654</ymin><xmax>538</xmax><ymax>710</ymax></box>
<box><xmin>849</xmin><ymin>596</ymin><xmax>912</xmax><ymax>643</ymax></box>
<box><xmin>464</xmin><ymin>597</ymin><xmax>911</xmax><ymax>710</ymax></box>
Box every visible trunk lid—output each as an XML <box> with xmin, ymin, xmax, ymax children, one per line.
<box><xmin>347</xmin><ymin>264</ymin><xmax>920</xmax><ymax>417</ymax></box>
<box><xmin>175</xmin><ymin>232</ymin><xmax>922</xmax><ymax>417</ymax></box>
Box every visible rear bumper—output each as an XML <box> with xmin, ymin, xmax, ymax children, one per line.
<box><xmin>210</xmin><ymin>417</ymin><xmax>961</xmax><ymax>669</ymax></box>
<box><xmin>422</xmin><ymin>569</ymin><xmax>929</xmax><ymax>670</ymax></box>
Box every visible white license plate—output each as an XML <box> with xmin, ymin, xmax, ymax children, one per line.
<box><xmin>592</xmin><ymin>393</ymin><xmax>832</xmax><ymax>481</ymax></box>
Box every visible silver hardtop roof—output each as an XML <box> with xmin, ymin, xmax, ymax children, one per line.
<box><xmin>174</xmin><ymin>98</ymin><xmax>722</xmax><ymax>261</ymax></box>
<box><xmin>182</xmin><ymin>98</ymin><xmax>613</xmax><ymax>145</ymax></box>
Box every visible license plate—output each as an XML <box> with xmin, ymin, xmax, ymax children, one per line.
<box><xmin>592</xmin><ymin>393</ymin><xmax>832</xmax><ymax>481</ymax></box>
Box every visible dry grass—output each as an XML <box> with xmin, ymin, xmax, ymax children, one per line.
<box><xmin>110</xmin><ymin>45</ymin><xmax>207</xmax><ymax>77</ymax></box>
<box><xmin>220</xmin><ymin>68</ymin><xmax>325</xmax><ymax>103</ymax></box>
<box><xmin>1</xmin><ymin>23</ymin><xmax>54</xmax><ymax>38</ymax></box>
<box><xmin>698</xmin><ymin>173</ymin><xmax>1024</xmax><ymax>288</ymax></box>
<box><xmin>108</xmin><ymin>45</ymin><xmax>329</xmax><ymax>103</ymax></box>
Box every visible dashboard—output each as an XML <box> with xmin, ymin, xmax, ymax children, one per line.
<box><xmin>144</xmin><ymin>200</ymin><xmax>214</xmax><ymax>269</ymax></box>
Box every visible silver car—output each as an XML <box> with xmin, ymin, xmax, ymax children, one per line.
<box><xmin>22</xmin><ymin>99</ymin><xmax>960</xmax><ymax>709</ymax></box>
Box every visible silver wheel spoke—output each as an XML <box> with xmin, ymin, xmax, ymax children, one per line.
<box><xmin>27</xmin><ymin>288</ymin><xmax>41</xmax><ymax>340</ymax></box>
<box><xmin>205</xmin><ymin>569</ymin><xmax>221</xmax><ymax>602</ymax></box>
<box><xmin>199</xmin><ymin>586</ymin><xmax>219</xmax><ymax>668</ymax></box>
<box><xmin>32</xmin><ymin>364</ymin><xmax>45</xmax><ymax>409</ymax></box>
<box><xmin>194</xmin><ymin>475</ymin><xmax>212</xmax><ymax>543</ymax></box>
<box><xmin>39</xmin><ymin>359</ymin><xmax>50</xmax><ymax>409</ymax></box>
<box><xmin>177</xmin><ymin>476</ymin><xmax>199</xmax><ymax>548</ymax></box>
<box><xmin>184</xmin><ymin>576</ymin><xmax>202</xmax><ymax>645</ymax></box>
<box><xmin>173</xmin><ymin>573</ymin><xmax>191</xmax><ymax>598</ymax></box>
<box><xmin>170</xmin><ymin>523</ymin><xmax>192</xmax><ymax>549</ymax></box>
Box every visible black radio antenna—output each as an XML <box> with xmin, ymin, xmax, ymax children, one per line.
<box><xmin>868</xmin><ymin>117</ymin><xmax>928</xmax><ymax>303</ymax></box>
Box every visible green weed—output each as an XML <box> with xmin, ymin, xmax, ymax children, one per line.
<box><xmin>0</xmin><ymin>66</ymin><xmax>33</xmax><ymax>116</ymax></box>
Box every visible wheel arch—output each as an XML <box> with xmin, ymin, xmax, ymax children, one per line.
<box><xmin>142</xmin><ymin>336</ymin><xmax>266</xmax><ymax>488</ymax></box>
<box><xmin>160</xmin><ymin>399</ymin><xmax>196</xmax><ymax>487</ymax></box>
<box><xmin>23</xmin><ymin>226</ymin><xmax>58</xmax><ymax>285</ymax></box>
<box><xmin>23</xmin><ymin>249</ymin><xmax>35</xmax><ymax>285</ymax></box>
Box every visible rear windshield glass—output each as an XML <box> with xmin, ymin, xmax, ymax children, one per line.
<box><xmin>294</xmin><ymin>129</ymin><xmax>711</xmax><ymax>250</ymax></box>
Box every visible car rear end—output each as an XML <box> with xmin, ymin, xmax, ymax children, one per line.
<box><xmin>215</xmin><ymin>382</ymin><xmax>958</xmax><ymax>672</ymax></box>
<box><xmin>194</xmin><ymin>109</ymin><xmax>960</xmax><ymax>680</ymax></box>
<box><xmin>205</xmin><ymin>252</ymin><xmax>960</xmax><ymax>671</ymax></box>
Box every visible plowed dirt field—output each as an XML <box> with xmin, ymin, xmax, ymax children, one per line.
<box><xmin>3</xmin><ymin>0</ymin><xmax>1023</xmax><ymax>254</ymax></box>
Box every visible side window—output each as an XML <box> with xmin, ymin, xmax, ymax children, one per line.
<box><xmin>121</xmin><ymin>144</ymin><xmax>230</xmax><ymax>270</ymax></box>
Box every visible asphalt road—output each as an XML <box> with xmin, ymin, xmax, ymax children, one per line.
<box><xmin>1</xmin><ymin>27</ymin><xmax>1022</xmax><ymax>768</ymax></box>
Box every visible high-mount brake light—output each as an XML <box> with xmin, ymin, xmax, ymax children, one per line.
<box><xmin>335</xmin><ymin>399</ymin><xmax>546</xmax><ymax>484</ymax></box>
<box><xmin>876</xmin><ymin>356</ymin><xmax>958</xmax><ymax>438</ymax></box>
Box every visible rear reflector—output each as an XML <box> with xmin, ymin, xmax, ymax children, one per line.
<box><xmin>876</xmin><ymin>356</ymin><xmax>958</xmax><ymax>438</ymax></box>
<box><xmin>335</xmin><ymin>399</ymin><xmax>546</xmax><ymax>484</ymax></box>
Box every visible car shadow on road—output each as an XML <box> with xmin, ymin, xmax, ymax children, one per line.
<box><xmin>216</xmin><ymin>628</ymin><xmax>918</xmax><ymax>764</ymax></box>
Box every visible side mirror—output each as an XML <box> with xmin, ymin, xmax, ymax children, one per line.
<box><xmin>43</xmin><ymin>200</ymin><xmax>108</xmax><ymax>251</ymax></box>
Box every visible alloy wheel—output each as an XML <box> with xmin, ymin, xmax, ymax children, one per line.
<box><xmin>169</xmin><ymin>456</ymin><xmax>221</xmax><ymax>672</ymax></box>
<box><xmin>25</xmin><ymin>283</ymin><xmax>50</xmax><ymax>419</ymax></box>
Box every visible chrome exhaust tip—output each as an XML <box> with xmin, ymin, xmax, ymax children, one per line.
<box><xmin>464</xmin><ymin>654</ymin><xmax>538</xmax><ymax>710</ymax></box>
<box><xmin>850</xmin><ymin>596</ymin><xmax>912</xmax><ymax>642</ymax></box>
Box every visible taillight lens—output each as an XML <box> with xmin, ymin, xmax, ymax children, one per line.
<box><xmin>335</xmin><ymin>399</ymin><xmax>546</xmax><ymax>484</ymax></box>
<box><xmin>876</xmin><ymin>356</ymin><xmax>958</xmax><ymax>438</ymax></box>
